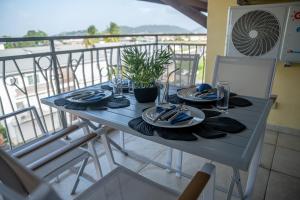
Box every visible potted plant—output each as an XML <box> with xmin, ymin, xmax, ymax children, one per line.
<box><xmin>122</xmin><ymin>47</ymin><xmax>172</xmax><ymax>103</ymax></box>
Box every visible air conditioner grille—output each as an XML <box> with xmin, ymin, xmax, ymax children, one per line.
<box><xmin>232</xmin><ymin>10</ymin><xmax>280</xmax><ymax>56</ymax></box>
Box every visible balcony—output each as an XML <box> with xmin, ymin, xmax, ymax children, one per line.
<box><xmin>0</xmin><ymin>33</ymin><xmax>299</xmax><ymax>200</ymax></box>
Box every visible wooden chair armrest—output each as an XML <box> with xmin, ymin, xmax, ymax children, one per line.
<box><xmin>177</xmin><ymin>171</ymin><xmax>210</xmax><ymax>200</ymax></box>
<box><xmin>13</xmin><ymin>122</ymin><xmax>85</xmax><ymax>159</ymax></box>
<box><xmin>27</xmin><ymin>133</ymin><xmax>97</xmax><ymax>171</ymax></box>
<box><xmin>177</xmin><ymin>163</ymin><xmax>215</xmax><ymax>200</ymax></box>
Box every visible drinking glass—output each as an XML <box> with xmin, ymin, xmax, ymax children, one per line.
<box><xmin>128</xmin><ymin>80</ymin><xmax>134</xmax><ymax>94</ymax></box>
<box><xmin>112</xmin><ymin>64</ymin><xmax>123</xmax><ymax>98</ymax></box>
<box><xmin>216</xmin><ymin>81</ymin><xmax>230</xmax><ymax>113</ymax></box>
<box><xmin>155</xmin><ymin>81</ymin><xmax>164</xmax><ymax>105</ymax></box>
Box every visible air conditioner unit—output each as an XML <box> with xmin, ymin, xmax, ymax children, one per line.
<box><xmin>225</xmin><ymin>3</ymin><xmax>300</xmax><ymax>63</ymax></box>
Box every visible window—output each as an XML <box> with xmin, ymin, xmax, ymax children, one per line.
<box><xmin>16</xmin><ymin>102</ymin><xmax>25</xmax><ymax>110</ymax></box>
<box><xmin>27</xmin><ymin>75</ymin><xmax>34</xmax><ymax>85</ymax></box>
<box><xmin>27</xmin><ymin>74</ymin><xmax>40</xmax><ymax>85</ymax></box>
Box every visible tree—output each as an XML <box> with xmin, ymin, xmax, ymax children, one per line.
<box><xmin>104</xmin><ymin>22</ymin><xmax>121</xmax><ymax>43</ymax></box>
<box><xmin>84</xmin><ymin>25</ymin><xmax>99</xmax><ymax>48</ymax></box>
<box><xmin>87</xmin><ymin>25</ymin><xmax>97</xmax><ymax>35</ymax></box>
<box><xmin>4</xmin><ymin>30</ymin><xmax>48</xmax><ymax>49</ymax></box>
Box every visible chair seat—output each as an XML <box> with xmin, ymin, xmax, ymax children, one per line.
<box><xmin>76</xmin><ymin>167</ymin><xmax>179</xmax><ymax>200</ymax></box>
<box><xmin>9</xmin><ymin>136</ymin><xmax>89</xmax><ymax>180</ymax></box>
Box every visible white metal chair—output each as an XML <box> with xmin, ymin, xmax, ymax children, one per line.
<box><xmin>162</xmin><ymin>54</ymin><xmax>200</xmax><ymax>87</ymax></box>
<box><xmin>173</xmin><ymin>55</ymin><xmax>276</xmax><ymax>177</ymax></box>
<box><xmin>0</xmin><ymin>106</ymin><xmax>103</xmax><ymax>195</ymax></box>
<box><xmin>161</xmin><ymin>54</ymin><xmax>200</xmax><ymax>176</ymax></box>
<box><xmin>0</xmin><ymin>147</ymin><xmax>216</xmax><ymax>200</ymax></box>
<box><xmin>212</xmin><ymin>55</ymin><xmax>276</xmax><ymax>99</ymax></box>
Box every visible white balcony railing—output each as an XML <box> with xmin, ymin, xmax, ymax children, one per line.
<box><xmin>0</xmin><ymin>34</ymin><xmax>206</xmax><ymax>149</ymax></box>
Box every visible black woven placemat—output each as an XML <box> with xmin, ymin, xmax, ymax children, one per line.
<box><xmin>128</xmin><ymin>114</ymin><xmax>246</xmax><ymax>141</ymax></box>
<box><xmin>168</xmin><ymin>93</ymin><xmax>252</xmax><ymax>109</ymax></box>
<box><xmin>54</xmin><ymin>96</ymin><xmax>130</xmax><ymax>110</ymax></box>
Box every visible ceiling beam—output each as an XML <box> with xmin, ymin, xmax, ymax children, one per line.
<box><xmin>160</xmin><ymin>0</ymin><xmax>207</xmax><ymax>28</ymax></box>
<box><xmin>179</xmin><ymin>0</ymin><xmax>207</xmax><ymax>12</ymax></box>
<box><xmin>139</xmin><ymin>0</ymin><xmax>166</xmax><ymax>5</ymax></box>
<box><xmin>140</xmin><ymin>0</ymin><xmax>207</xmax><ymax>12</ymax></box>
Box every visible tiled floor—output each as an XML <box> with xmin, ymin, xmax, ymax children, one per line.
<box><xmin>52</xmin><ymin>129</ymin><xmax>300</xmax><ymax>200</ymax></box>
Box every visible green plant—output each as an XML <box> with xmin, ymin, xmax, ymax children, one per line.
<box><xmin>0</xmin><ymin>124</ymin><xmax>7</xmax><ymax>143</ymax></box>
<box><xmin>122</xmin><ymin>47</ymin><xmax>172</xmax><ymax>88</ymax></box>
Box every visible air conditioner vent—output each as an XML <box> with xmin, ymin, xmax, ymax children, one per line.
<box><xmin>232</xmin><ymin>10</ymin><xmax>280</xmax><ymax>56</ymax></box>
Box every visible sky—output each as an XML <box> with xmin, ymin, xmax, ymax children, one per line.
<box><xmin>0</xmin><ymin>0</ymin><xmax>204</xmax><ymax>37</ymax></box>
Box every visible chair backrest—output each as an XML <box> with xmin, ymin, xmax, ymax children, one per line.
<box><xmin>212</xmin><ymin>56</ymin><xmax>276</xmax><ymax>99</ymax></box>
<box><xmin>0</xmin><ymin>148</ymin><xmax>62</xmax><ymax>200</ymax></box>
<box><xmin>162</xmin><ymin>54</ymin><xmax>200</xmax><ymax>87</ymax></box>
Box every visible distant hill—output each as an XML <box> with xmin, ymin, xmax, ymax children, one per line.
<box><xmin>56</xmin><ymin>30</ymin><xmax>87</xmax><ymax>36</ymax></box>
<box><xmin>119</xmin><ymin>25</ymin><xmax>190</xmax><ymax>34</ymax></box>
<box><xmin>56</xmin><ymin>25</ymin><xmax>201</xmax><ymax>36</ymax></box>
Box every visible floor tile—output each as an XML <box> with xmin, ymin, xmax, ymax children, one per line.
<box><xmin>260</xmin><ymin>144</ymin><xmax>276</xmax><ymax>169</ymax></box>
<box><xmin>272</xmin><ymin>147</ymin><xmax>300</xmax><ymax>178</ymax></box>
<box><xmin>214</xmin><ymin>190</ymin><xmax>240</xmax><ymax>200</ymax></box>
<box><xmin>264</xmin><ymin>130</ymin><xmax>278</xmax><ymax>145</ymax></box>
<box><xmin>277</xmin><ymin>133</ymin><xmax>300</xmax><ymax>152</ymax></box>
<box><xmin>150</xmin><ymin>148</ymin><xmax>208</xmax><ymax>176</ymax></box>
<box><xmin>93</xmin><ymin>150</ymin><xmax>145</xmax><ymax>175</ymax></box>
<box><xmin>265</xmin><ymin>171</ymin><xmax>300</xmax><ymax>200</ymax></box>
<box><xmin>52</xmin><ymin>171</ymin><xmax>88</xmax><ymax>200</ymax></box>
<box><xmin>215</xmin><ymin>163</ymin><xmax>269</xmax><ymax>199</ymax></box>
<box><xmin>251</xmin><ymin>168</ymin><xmax>270</xmax><ymax>200</ymax></box>
<box><xmin>139</xmin><ymin>164</ymin><xmax>190</xmax><ymax>193</ymax></box>
<box><xmin>122</xmin><ymin>137</ymin><xmax>166</xmax><ymax>160</ymax></box>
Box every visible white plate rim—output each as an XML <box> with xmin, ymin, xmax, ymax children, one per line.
<box><xmin>177</xmin><ymin>87</ymin><xmax>218</xmax><ymax>102</ymax></box>
<box><xmin>142</xmin><ymin>105</ymin><xmax>205</xmax><ymax>128</ymax></box>
<box><xmin>66</xmin><ymin>89</ymin><xmax>112</xmax><ymax>104</ymax></box>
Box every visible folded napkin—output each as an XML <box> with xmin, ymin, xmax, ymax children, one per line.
<box><xmin>156</xmin><ymin>105</ymin><xmax>176</xmax><ymax>113</ymax></box>
<box><xmin>199</xmin><ymin>93</ymin><xmax>218</xmax><ymax>100</ymax></box>
<box><xmin>196</xmin><ymin>83</ymin><xmax>212</xmax><ymax>92</ymax></box>
<box><xmin>170</xmin><ymin>112</ymin><xmax>193</xmax><ymax>125</ymax></box>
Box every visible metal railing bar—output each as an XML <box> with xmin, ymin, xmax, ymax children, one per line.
<box><xmin>82</xmin><ymin>52</ymin><xmax>87</xmax><ymax>87</ymax></box>
<box><xmin>0</xmin><ymin>43</ymin><xmax>205</xmax><ymax>61</ymax></box>
<box><xmin>188</xmin><ymin>45</ymin><xmax>192</xmax><ymax>85</ymax></box>
<box><xmin>90</xmin><ymin>50</ymin><xmax>94</xmax><ymax>85</ymax></box>
<box><xmin>33</xmin><ymin>58</ymin><xmax>49</xmax><ymax>133</ymax></box>
<box><xmin>13</xmin><ymin>59</ymin><xmax>38</xmax><ymax>138</ymax></box>
<box><xmin>2</xmin><ymin>61</ymin><xmax>25</xmax><ymax>144</ymax></box>
<box><xmin>0</xmin><ymin>33</ymin><xmax>206</xmax><ymax>42</ymax></box>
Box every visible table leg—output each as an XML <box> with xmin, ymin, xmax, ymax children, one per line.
<box><xmin>226</xmin><ymin>168</ymin><xmax>245</xmax><ymax>200</ymax></box>
<box><xmin>102</xmin><ymin>132</ymin><xmax>117</xmax><ymax>170</ymax></box>
<box><xmin>120</xmin><ymin>131</ymin><xmax>125</xmax><ymax>149</ymax></box>
<box><xmin>82</xmin><ymin>125</ymin><xmax>103</xmax><ymax>179</ymax></box>
<box><xmin>166</xmin><ymin>147</ymin><xmax>173</xmax><ymax>172</ymax></box>
<box><xmin>244</xmin><ymin>131</ymin><xmax>264</xmax><ymax>200</ymax></box>
<box><xmin>234</xmin><ymin>168</ymin><xmax>244</xmax><ymax>199</ymax></box>
<box><xmin>226</xmin><ymin>174</ymin><xmax>235</xmax><ymax>200</ymax></box>
<box><xmin>176</xmin><ymin>150</ymin><xmax>183</xmax><ymax>177</ymax></box>
<box><xmin>109</xmin><ymin>137</ymin><xmax>129</xmax><ymax>156</ymax></box>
